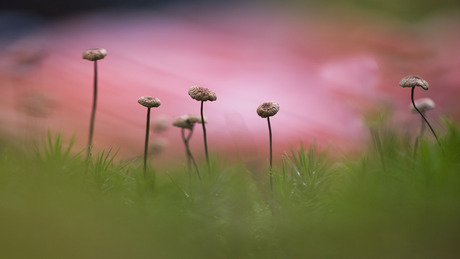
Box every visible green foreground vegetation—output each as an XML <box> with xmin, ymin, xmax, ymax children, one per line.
<box><xmin>1</xmin><ymin>120</ymin><xmax>460</xmax><ymax>259</ymax></box>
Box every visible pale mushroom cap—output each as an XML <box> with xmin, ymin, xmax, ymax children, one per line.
<box><xmin>149</xmin><ymin>137</ymin><xmax>168</xmax><ymax>155</ymax></box>
<box><xmin>410</xmin><ymin>98</ymin><xmax>435</xmax><ymax>113</ymax></box>
<box><xmin>257</xmin><ymin>102</ymin><xmax>280</xmax><ymax>118</ymax></box>
<box><xmin>20</xmin><ymin>92</ymin><xmax>55</xmax><ymax>117</ymax></box>
<box><xmin>173</xmin><ymin>114</ymin><xmax>207</xmax><ymax>129</ymax></box>
<box><xmin>399</xmin><ymin>75</ymin><xmax>429</xmax><ymax>90</ymax></box>
<box><xmin>138</xmin><ymin>96</ymin><xmax>161</xmax><ymax>108</ymax></box>
<box><xmin>188</xmin><ymin>86</ymin><xmax>217</xmax><ymax>102</ymax></box>
<box><xmin>152</xmin><ymin>115</ymin><xmax>170</xmax><ymax>132</ymax></box>
<box><xmin>82</xmin><ymin>48</ymin><xmax>107</xmax><ymax>61</ymax></box>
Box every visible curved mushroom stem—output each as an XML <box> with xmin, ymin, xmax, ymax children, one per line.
<box><xmin>410</xmin><ymin>86</ymin><xmax>441</xmax><ymax>149</ymax></box>
<box><xmin>87</xmin><ymin>60</ymin><xmax>98</xmax><ymax>161</ymax></box>
<box><xmin>267</xmin><ymin>116</ymin><xmax>273</xmax><ymax>191</ymax></box>
<box><xmin>143</xmin><ymin>107</ymin><xmax>151</xmax><ymax>177</ymax></box>
<box><xmin>181</xmin><ymin>128</ymin><xmax>191</xmax><ymax>175</ymax></box>
<box><xmin>181</xmin><ymin>127</ymin><xmax>201</xmax><ymax>179</ymax></box>
<box><xmin>420</xmin><ymin>112</ymin><xmax>426</xmax><ymax>137</ymax></box>
<box><xmin>200</xmin><ymin>101</ymin><xmax>210</xmax><ymax>168</ymax></box>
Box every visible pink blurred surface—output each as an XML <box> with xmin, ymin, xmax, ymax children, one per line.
<box><xmin>1</xmin><ymin>7</ymin><xmax>459</xmax><ymax>163</ymax></box>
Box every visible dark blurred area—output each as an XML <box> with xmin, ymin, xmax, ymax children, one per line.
<box><xmin>2</xmin><ymin>0</ymin><xmax>188</xmax><ymax>18</ymax></box>
<box><xmin>2</xmin><ymin>0</ymin><xmax>459</xmax><ymax>43</ymax></box>
<box><xmin>2</xmin><ymin>0</ymin><xmax>460</xmax><ymax>20</ymax></box>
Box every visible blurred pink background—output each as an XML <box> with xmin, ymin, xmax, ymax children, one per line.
<box><xmin>1</xmin><ymin>5</ymin><xmax>459</xmax><ymax>164</ymax></box>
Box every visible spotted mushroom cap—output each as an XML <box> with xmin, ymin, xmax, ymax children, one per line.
<box><xmin>410</xmin><ymin>98</ymin><xmax>435</xmax><ymax>113</ymax></box>
<box><xmin>188</xmin><ymin>86</ymin><xmax>217</xmax><ymax>102</ymax></box>
<box><xmin>399</xmin><ymin>75</ymin><xmax>429</xmax><ymax>90</ymax></box>
<box><xmin>173</xmin><ymin>114</ymin><xmax>207</xmax><ymax>130</ymax></box>
<box><xmin>138</xmin><ymin>96</ymin><xmax>161</xmax><ymax>108</ymax></box>
<box><xmin>82</xmin><ymin>48</ymin><xmax>107</xmax><ymax>61</ymax></box>
<box><xmin>257</xmin><ymin>102</ymin><xmax>279</xmax><ymax>118</ymax></box>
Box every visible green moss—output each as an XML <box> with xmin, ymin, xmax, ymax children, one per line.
<box><xmin>0</xmin><ymin>121</ymin><xmax>459</xmax><ymax>258</ymax></box>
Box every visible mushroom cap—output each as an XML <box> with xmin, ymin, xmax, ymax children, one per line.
<box><xmin>151</xmin><ymin>115</ymin><xmax>170</xmax><ymax>133</ymax></box>
<box><xmin>399</xmin><ymin>75</ymin><xmax>429</xmax><ymax>90</ymax></box>
<box><xmin>149</xmin><ymin>137</ymin><xmax>168</xmax><ymax>155</ymax></box>
<box><xmin>257</xmin><ymin>102</ymin><xmax>279</xmax><ymax>118</ymax></box>
<box><xmin>82</xmin><ymin>48</ymin><xmax>107</xmax><ymax>61</ymax></box>
<box><xmin>410</xmin><ymin>98</ymin><xmax>435</xmax><ymax>113</ymax></box>
<box><xmin>173</xmin><ymin>114</ymin><xmax>207</xmax><ymax>129</ymax></box>
<box><xmin>138</xmin><ymin>96</ymin><xmax>161</xmax><ymax>108</ymax></box>
<box><xmin>188</xmin><ymin>86</ymin><xmax>217</xmax><ymax>102</ymax></box>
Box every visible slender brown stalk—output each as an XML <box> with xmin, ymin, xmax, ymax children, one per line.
<box><xmin>413</xmin><ymin>114</ymin><xmax>425</xmax><ymax>158</ymax></box>
<box><xmin>143</xmin><ymin>107</ymin><xmax>151</xmax><ymax>176</ymax></box>
<box><xmin>137</xmin><ymin>96</ymin><xmax>161</xmax><ymax>177</ymax></box>
<box><xmin>181</xmin><ymin>128</ymin><xmax>191</xmax><ymax>174</ymax></box>
<box><xmin>257</xmin><ymin>101</ymin><xmax>279</xmax><ymax>191</ymax></box>
<box><xmin>200</xmin><ymin>100</ymin><xmax>209</xmax><ymax>167</ymax></box>
<box><xmin>420</xmin><ymin>115</ymin><xmax>426</xmax><ymax>137</ymax></box>
<box><xmin>174</xmin><ymin>114</ymin><xmax>205</xmax><ymax>178</ymax></box>
<box><xmin>188</xmin><ymin>86</ymin><xmax>216</xmax><ymax>169</ymax></box>
<box><xmin>267</xmin><ymin>116</ymin><xmax>273</xmax><ymax>190</ymax></box>
<box><xmin>181</xmin><ymin>127</ymin><xmax>201</xmax><ymax>179</ymax></box>
<box><xmin>83</xmin><ymin>48</ymin><xmax>107</xmax><ymax>160</ymax></box>
<box><xmin>87</xmin><ymin>60</ymin><xmax>98</xmax><ymax>160</ymax></box>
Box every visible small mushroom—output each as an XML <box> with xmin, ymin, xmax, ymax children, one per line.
<box><xmin>138</xmin><ymin>96</ymin><xmax>161</xmax><ymax>176</ymax></box>
<box><xmin>399</xmin><ymin>75</ymin><xmax>441</xmax><ymax>154</ymax></box>
<box><xmin>257</xmin><ymin>101</ymin><xmax>280</xmax><ymax>190</ymax></box>
<box><xmin>82</xmin><ymin>48</ymin><xmax>107</xmax><ymax>61</ymax></box>
<box><xmin>257</xmin><ymin>102</ymin><xmax>279</xmax><ymax>118</ymax></box>
<box><xmin>188</xmin><ymin>86</ymin><xmax>217</xmax><ymax>102</ymax></box>
<box><xmin>138</xmin><ymin>96</ymin><xmax>161</xmax><ymax>108</ymax></box>
<box><xmin>173</xmin><ymin>114</ymin><xmax>206</xmax><ymax>178</ymax></box>
<box><xmin>83</xmin><ymin>48</ymin><xmax>107</xmax><ymax>161</ymax></box>
<box><xmin>188</xmin><ymin>85</ymin><xmax>217</xmax><ymax>167</ymax></box>
<box><xmin>410</xmin><ymin>98</ymin><xmax>435</xmax><ymax>114</ymax></box>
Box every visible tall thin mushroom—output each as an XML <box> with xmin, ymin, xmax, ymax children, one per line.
<box><xmin>138</xmin><ymin>96</ymin><xmax>161</xmax><ymax>177</ymax></box>
<box><xmin>82</xmin><ymin>48</ymin><xmax>107</xmax><ymax>160</ymax></box>
<box><xmin>399</xmin><ymin>75</ymin><xmax>441</xmax><ymax>149</ymax></box>
<box><xmin>257</xmin><ymin>102</ymin><xmax>279</xmax><ymax>190</ymax></box>
<box><xmin>188</xmin><ymin>86</ymin><xmax>217</xmax><ymax>168</ymax></box>
<box><xmin>173</xmin><ymin>114</ymin><xmax>206</xmax><ymax>179</ymax></box>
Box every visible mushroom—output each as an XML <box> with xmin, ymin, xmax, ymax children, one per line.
<box><xmin>257</xmin><ymin>102</ymin><xmax>280</xmax><ymax>190</ymax></box>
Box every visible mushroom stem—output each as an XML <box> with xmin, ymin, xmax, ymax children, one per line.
<box><xmin>413</xmin><ymin>112</ymin><xmax>427</xmax><ymax>158</ymax></box>
<box><xmin>410</xmin><ymin>86</ymin><xmax>441</xmax><ymax>148</ymax></box>
<box><xmin>143</xmin><ymin>107</ymin><xmax>151</xmax><ymax>176</ymax></box>
<box><xmin>87</xmin><ymin>60</ymin><xmax>98</xmax><ymax>160</ymax></box>
<box><xmin>420</xmin><ymin>112</ymin><xmax>426</xmax><ymax>137</ymax></box>
<box><xmin>267</xmin><ymin>116</ymin><xmax>273</xmax><ymax>191</ymax></box>
<box><xmin>181</xmin><ymin>127</ymin><xmax>201</xmax><ymax>179</ymax></box>
<box><xmin>181</xmin><ymin>128</ymin><xmax>191</xmax><ymax>174</ymax></box>
<box><xmin>200</xmin><ymin>100</ymin><xmax>210</xmax><ymax>167</ymax></box>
